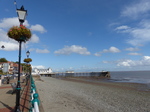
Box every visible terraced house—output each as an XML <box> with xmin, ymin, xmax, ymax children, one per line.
<box><xmin>0</xmin><ymin>61</ymin><xmax>22</xmax><ymax>74</ymax></box>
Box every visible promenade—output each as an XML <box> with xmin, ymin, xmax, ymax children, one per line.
<box><xmin>0</xmin><ymin>76</ymin><xmax>30</xmax><ymax>112</ymax></box>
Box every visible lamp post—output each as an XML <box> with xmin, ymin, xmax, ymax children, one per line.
<box><xmin>14</xmin><ymin>5</ymin><xmax>27</xmax><ymax>112</ymax></box>
<box><xmin>26</xmin><ymin>50</ymin><xmax>30</xmax><ymax>58</ymax></box>
<box><xmin>26</xmin><ymin>50</ymin><xmax>30</xmax><ymax>85</ymax></box>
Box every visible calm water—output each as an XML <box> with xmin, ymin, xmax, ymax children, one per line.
<box><xmin>110</xmin><ymin>71</ymin><xmax>150</xmax><ymax>84</ymax></box>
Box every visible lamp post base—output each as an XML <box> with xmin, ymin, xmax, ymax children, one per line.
<box><xmin>14</xmin><ymin>106</ymin><xmax>21</xmax><ymax>112</ymax></box>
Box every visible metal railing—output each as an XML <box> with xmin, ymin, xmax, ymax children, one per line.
<box><xmin>29</xmin><ymin>75</ymin><xmax>40</xmax><ymax>112</ymax></box>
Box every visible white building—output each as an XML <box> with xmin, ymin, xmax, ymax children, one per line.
<box><xmin>32</xmin><ymin>67</ymin><xmax>53</xmax><ymax>75</ymax></box>
<box><xmin>0</xmin><ymin>61</ymin><xmax>21</xmax><ymax>74</ymax></box>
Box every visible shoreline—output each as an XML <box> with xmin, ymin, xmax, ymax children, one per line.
<box><xmin>56</xmin><ymin>77</ymin><xmax>150</xmax><ymax>92</ymax></box>
<box><xmin>35</xmin><ymin>77</ymin><xmax>150</xmax><ymax>112</ymax></box>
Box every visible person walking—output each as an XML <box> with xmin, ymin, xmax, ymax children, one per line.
<box><xmin>7</xmin><ymin>76</ymin><xmax>10</xmax><ymax>84</ymax></box>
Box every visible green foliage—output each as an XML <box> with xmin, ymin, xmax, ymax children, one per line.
<box><xmin>24</xmin><ymin>58</ymin><xmax>32</xmax><ymax>63</ymax></box>
<box><xmin>0</xmin><ymin>70</ymin><xmax>3</xmax><ymax>74</ymax></box>
<box><xmin>21</xmin><ymin>63</ymin><xmax>32</xmax><ymax>74</ymax></box>
<box><xmin>7</xmin><ymin>25</ymin><xmax>32</xmax><ymax>42</ymax></box>
<box><xmin>15</xmin><ymin>61</ymin><xmax>19</xmax><ymax>64</ymax></box>
<box><xmin>0</xmin><ymin>58</ymin><xmax>8</xmax><ymax>62</ymax></box>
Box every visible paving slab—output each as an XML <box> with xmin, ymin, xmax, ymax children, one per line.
<box><xmin>0</xmin><ymin>76</ymin><xmax>30</xmax><ymax>112</ymax></box>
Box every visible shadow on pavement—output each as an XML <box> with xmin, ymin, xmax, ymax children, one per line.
<box><xmin>0</xmin><ymin>101</ymin><xmax>14</xmax><ymax>111</ymax></box>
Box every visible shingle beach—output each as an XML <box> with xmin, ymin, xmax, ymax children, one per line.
<box><xmin>35</xmin><ymin>77</ymin><xmax>150</xmax><ymax>112</ymax></box>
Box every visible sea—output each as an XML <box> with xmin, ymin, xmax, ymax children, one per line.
<box><xmin>109</xmin><ymin>71</ymin><xmax>150</xmax><ymax>85</ymax></box>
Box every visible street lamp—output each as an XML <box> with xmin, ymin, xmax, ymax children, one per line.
<box><xmin>26</xmin><ymin>50</ymin><xmax>30</xmax><ymax>58</ymax></box>
<box><xmin>26</xmin><ymin>50</ymin><xmax>30</xmax><ymax>86</ymax></box>
<box><xmin>15</xmin><ymin>5</ymin><xmax>27</xmax><ymax>112</ymax></box>
<box><xmin>17</xmin><ymin>5</ymin><xmax>27</xmax><ymax>25</ymax></box>
<box><xmin>1</xmin><ymin>45</ymin><xmax>5</xmax><ymax>49</ymax></box>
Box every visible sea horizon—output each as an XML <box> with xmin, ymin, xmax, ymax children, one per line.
<box><xmin>109</xmin><ymin>70</ymin><xmax>150</xmax><ymax>85</ymax></box>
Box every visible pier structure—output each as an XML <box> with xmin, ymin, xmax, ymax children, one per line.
<box><xmin>32</xmin><ymin>68</ymin><xmax>55</xmax><ymax>77</ymax></box>
<box><xmin>32</xmin><ymin>68</ymin><xmax>110</xmax><ymax>78</ymax></box>
<box><xmin>54</xmin><ymin>71</ymin><xmax>110</xmax><ymax>78</ymax></box>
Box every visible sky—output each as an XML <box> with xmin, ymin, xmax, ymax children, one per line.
<box><xmin>1</xmin><ymin>0</ymin><xmax>150</xmax><ymax>72</ymax></box>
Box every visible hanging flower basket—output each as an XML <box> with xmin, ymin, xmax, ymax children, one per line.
<box><xmin>26</xmin><ymin>64</ymin><xmax>31</xmax><ymax>67</ymax></box>
<box><xmin>7</xmin><ymin>25</ymin><xmax>32</xmax><ymax>42</ymax></box>
<box><xmin>24</xmin><ymin>58</ymin><xmax>32</xmax><ymax>63</ymax></box>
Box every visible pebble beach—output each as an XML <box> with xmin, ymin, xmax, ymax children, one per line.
<box><xmin>35</xmin><ymin>77</ymin><xmax>150</xmax><ymax>112</ymax></box>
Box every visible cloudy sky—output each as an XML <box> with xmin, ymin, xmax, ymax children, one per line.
<box><xmin>1</xmin><ymin>0</ymin><xmax>150</xmax><ymax>72</ymax></box>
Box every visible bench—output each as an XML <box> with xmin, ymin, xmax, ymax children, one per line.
<box><xmin>11</xmin><ymin>83</ymin><xmax>16</xmax><ymax>94</ymax></box>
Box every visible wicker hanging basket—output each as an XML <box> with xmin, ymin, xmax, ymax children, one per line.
<box><xmin>24</xmin><ymin>58</ymin><xmax>32</xmax><ymax>63</ymax></box>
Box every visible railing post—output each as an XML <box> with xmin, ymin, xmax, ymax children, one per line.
<box><xmin>32</xmin><ymin>93</ymin><xmax>39</xmax><ymax>112</ymax></box>
<box><xmin>29</xmin><ymin>75</ymin><xmax>40</xmax><ymax>112</ymax></box>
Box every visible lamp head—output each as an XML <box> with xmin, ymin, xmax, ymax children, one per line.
<box><xmin>26</xmin><ymin>50</ymin><xmax>30</xmax><ymax>58</ymax></box>
<box><xmin>1</xmin><ymin>45</ymin><xmax>5</xmax><ymax>49</ymax></box>
<box><xmin>17</xmin><ymin>5</ymin><xmax>27</xmax><ymax>24</ymax></box>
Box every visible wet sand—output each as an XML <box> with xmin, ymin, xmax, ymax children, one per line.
<box><xmin>35</xmin><ymin>77</ymin><xmax>150</xmax><ymax>112</ymax></box>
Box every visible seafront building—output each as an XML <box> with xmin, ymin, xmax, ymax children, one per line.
<box><xmin>32</xmin><ymin>67</ymin><xmax>53</xmax><ymax>75</ymax></box>
<box><xmin>0</xmin><ymin>61</ymin><xmax>22</xmax><ymax>74</ymax></box>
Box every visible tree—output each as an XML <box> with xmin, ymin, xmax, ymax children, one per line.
<box><xmin>15</xmin><ymin>61</ymin><xmax>19</xmax><ymax>64</ymax></box>
<box><xmin>0</xmin><ymin>58</ymin><xmax>8</xmax><ymax>62</ymax></box>
<box><xmin>0</xmin><ymin>70</ymin><xmax>3</xmax><ymax>74</ymax></box>
<box><xmin>24</xmin><ymin>58</ymin><xmax>32</xmax><ymax>63</ymax></box>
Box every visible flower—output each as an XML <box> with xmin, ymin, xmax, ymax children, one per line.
<box><xmin>24</xmin><ymin>58</ymin><xmax>32</xmax><ymax>63</ymax></box>
<box><xmin>7</xmin><ymin>26</ymin><xmax>32</xmax><ymax>42</ymax></box>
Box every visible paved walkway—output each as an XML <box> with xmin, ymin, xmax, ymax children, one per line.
<box><xmin>0</xmin><ymin>76</ymin><xmax>30</xmax><ymax>112</ymax></box>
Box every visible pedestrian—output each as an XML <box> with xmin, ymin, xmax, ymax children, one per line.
<box><xmin>7</xmin><ymin>77</ymin><xmax>10</xmax><ymax>84</ymax></box>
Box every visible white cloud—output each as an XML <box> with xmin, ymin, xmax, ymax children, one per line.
<box><xmin>30</xmin><ymin>24</ymin><xmax>47</xmax><ymax>33</ymax></box>
<box><xmin>117</xmin><ymin>56</ymin><xmax>150</xmax><ymax>67</ymax></box>
<box><xmin>32</xmin><ymin>65</ymin><xmax>46</xmax><ymax>69</ymax></box>
<box><xmin>117</xmin><ymin>60</ymin><xmax>133</xmax><ymax>67</ymax></box>
<box><xmin>0</xmin><ymin>17</ymin><xmax>48</xmax><ymax>51</ymax></box>
<box><xmin>94</xmin><ymin>52</ymin><xmax>101</xmax><ymax>57</ymax></box>
<box><xmin>102</xmin><ymin>61</ymin><xmax>109</xmax><ymax>64</ymax></box>
<box><xmin>139</xmin><ymin>20</ymin><xmax>150</xmax><ymax>28</ymax></box>
<box><xmin>116</xmin><ymin>1</ymin><xmax>150</xmax><ymax>46</ymax></box>
<box><xmin>54</xmin><ymin>45</ymin><xmax>91</xmax><ymax>55</ymax></box>
<box><xmin>94</xmin><ymin>46</ymin><xmax>120</xmax><ymax>57</ymax></box>
<box><xmin>121</xmin><ymin>0</ymin><xmax>150</xmax><ymax>19</ymax></box>
<box><xmin>0</xmin><ymin>41</ymin><xmax>18</xmax><ymax>51</ymax></box>
<box><xmin>127</xmin><ymin>28</ymin><xmax>150</xmax><ymax>46</ymax></box>
<box><xmin>29</xmin><ymin>34</ymin><xmax>39</xmax><ymax>43</ymax></box>
<box><xmin>115</xmin><ymin>25</ymin><xmax>130</xmax><ymax>30</ymax></box>
<box><xmin>36</xmin><ymin>48</ymin><xmax>50</xmax><ymax>53</ymax></box>
<box><xmin>103</xmin><ymin>46</ymin><xmax>120</xmax><ymax>53</ymax></box>
<box><xmin>125</xmin><ymin>47</ymin><xmax>140</xmax><ymax>51</ymax></box>
<box><xmin>115</xmin><ymin>21</ymin><xmax>150</xmax><ymax>46</ymax></box>
<box><xmin>127</xmin><ymin>52</ymin><xmax>142</xmax><ymax>56</ymax></box>
<box><xmin>0</xmin><ymin>17</ymin><xmax>29</xmax><ymax>28</ymax></box>
<box><xmin>0</xmin><ymin>29</ymin><xmax>8</xmax><ymax>41</ymax></box>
